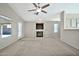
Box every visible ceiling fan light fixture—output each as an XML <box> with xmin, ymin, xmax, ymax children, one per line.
<box><xmin>28</xmin><ymin>3</ymin><xmax>50</xmax><ymax>15</ymax></box>
<box><xmin>36</xmin><ymin>8</ymin><xmax>41</xmax><ymax>12</ymax></box>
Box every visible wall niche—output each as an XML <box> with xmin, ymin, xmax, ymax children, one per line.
<box><xmin>36</xmin><ymin>23</ymin><xmax>44</xmax><ymax>29</ymax></box>
<box><xmin>36</xmin><ymin>23</ymin><xmax>44</xmax><ymax>37</ymax></box>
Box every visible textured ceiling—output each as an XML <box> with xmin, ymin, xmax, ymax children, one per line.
<box><xmin>8</xmin><ymin>3</ymin><xmax>79</xmax><ymax>21</ymax></box>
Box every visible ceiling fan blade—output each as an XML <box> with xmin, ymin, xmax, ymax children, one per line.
<box><xmin>38</xmin><ymin>3</ymin><xmax>40</xmax><ymax>5</ymax></box>
<box><xmin>35</xmin><ymin>12</ymin><xmax>39</xmax><ymax>15</ymax></box>
<box><xmin>41</xmin><ymin>10</ymin><xmax>47</xmax><ymax>13</ymax></box>
<box><xmin>38</xmin><ymin>3</ymin><xmax>40</xmax><ymax>6</ymax></box>
<box><xmin>42</xmin><ymin>4</ymin><xmax>50</xmax><ymax>9</ymax></box>
<box><xmin>33</xmin><ymin>3</ymin><xmax>37</xmax><ymax>7</ymax></box>
<box><xmin>28</xmin><ymin>9</ymin><xmax>36</xmax><ymax>11</ymax></box>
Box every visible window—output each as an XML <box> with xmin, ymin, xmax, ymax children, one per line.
<box><xmin>54</xmin><ymin>24</ymin><xmax>58</xmax><ymax>33</ymax></box>
<box><xmin>1</xmin><ymin>24</ymin><xmax>12</xmax><ymax>38</ymax></box>
<box><xmin>64</xmin><ymin>18</ymin><xmax>79</xmax><ymax>29</ymax></box>
<box><xmin>18</xmin><ymin>22</ymin><xmax>22</xmax><ymax>39</ymax></box>
<box><xmin>77</xmin><ymin>19</ymin><xmax>79</xmax><ymax>28</ymax></box>
<box><xmin>71</xmin><ymin>19</ymin><xmax>76</xmax><ymax>28</ymax></box>
<box><xmin>0</xmin><ymin>25</ymin><xmax>1</xmax><ymax>37</ymax></box>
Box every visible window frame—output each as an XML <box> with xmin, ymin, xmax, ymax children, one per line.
<box><xmin>54</xmin><ymin>23</ymin><xmax>59</xmax><ymax>33</ymax></box>
<box><xmin>0</xmin><ymin>23</ymin><xmax>12</xmax><ymax>38</ymax></box>
<box><xmin>64</xmin><ymin>18</ymin><xmax>79</xmax><ymax>29</ymax></box>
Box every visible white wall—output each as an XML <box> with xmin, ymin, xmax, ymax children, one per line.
<box><xmin>60</xmin><ymin>12</ymin><xmax>79</xmax><ymax>49</ymax></box>
<box><xmin>0</xmin><ymin>3</ymin><xmax>25</xmax><ymax>49</ymax></box>
<box><xmin>44</xmin><ymin>21</ymin><xmax>60</xmax><ymax>38</ymax></box>
<box><xmin>24</xmin><ymin>21</ymin><xmax>36</xmax><ymax>38</ymax></box>
<box><xmin>24</xmin><ymin>21</ymin><xmax>60</xmax><ymax>39</ymax></box>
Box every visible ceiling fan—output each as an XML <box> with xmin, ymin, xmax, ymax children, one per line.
<box><xmin>28</xmin><ymin>3</ymin><xmax>50</xmax><ymax>15</ymax></box>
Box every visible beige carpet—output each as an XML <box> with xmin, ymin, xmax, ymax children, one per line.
<box><xmin>0</xmin><ymin>38</ymin><xmax>79</xmax><ymax>56</ymax></box>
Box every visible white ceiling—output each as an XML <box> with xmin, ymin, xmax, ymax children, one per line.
<box><xmin>8</xmin><ymin>3</ymin><xmax>79</xmax><ymax>21</ymax></box>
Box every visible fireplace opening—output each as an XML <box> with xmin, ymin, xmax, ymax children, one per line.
<box><xmin>36</xmin><ymin>31</ymin><xmax>43</xmax><ymax>37</ymax></box>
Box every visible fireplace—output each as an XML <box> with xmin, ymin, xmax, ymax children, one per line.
<box><xmin>36</xmin><ymin>31</ymin><xmax>43</xmax><ymax>37</ymax></box>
